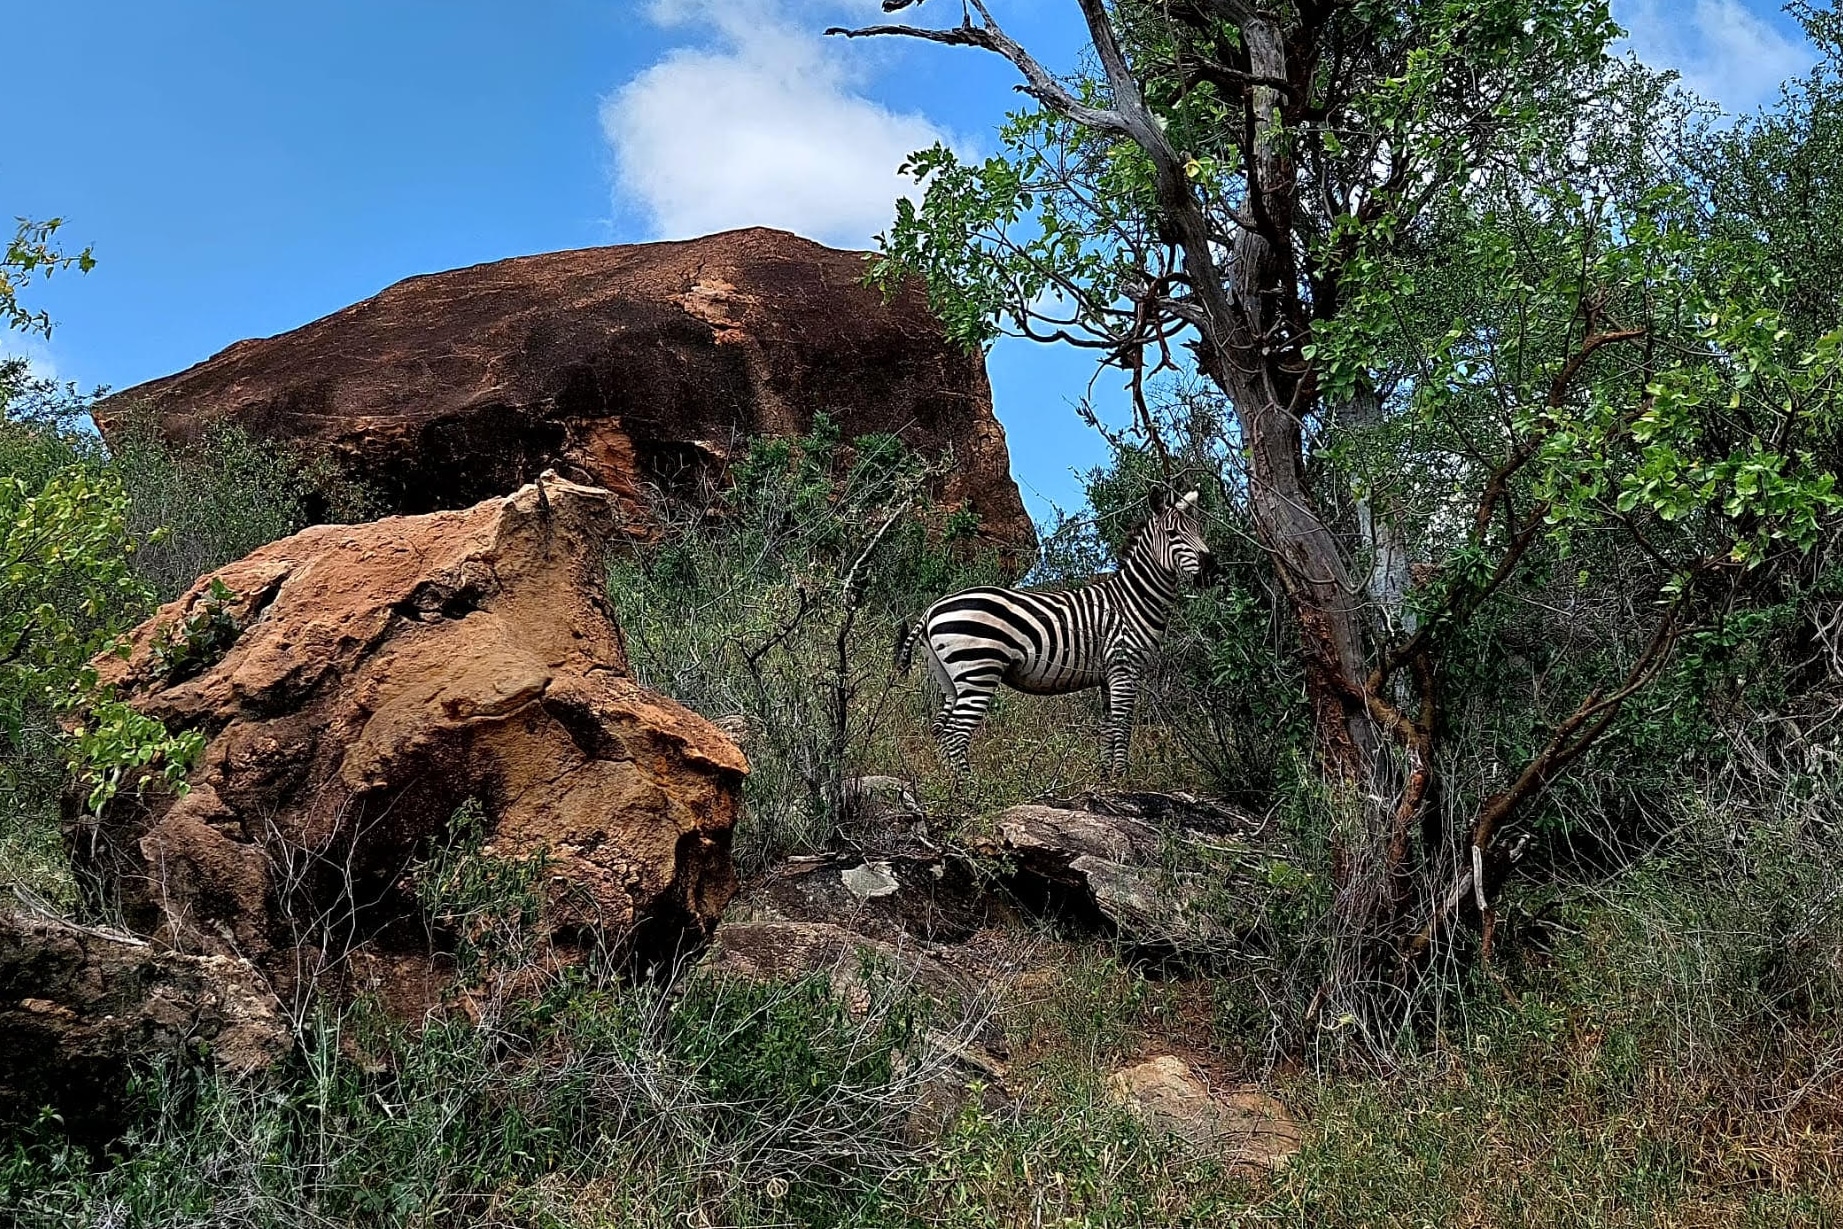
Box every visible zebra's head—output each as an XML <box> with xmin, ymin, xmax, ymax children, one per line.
<box><xmin>1144</xmin><ymin>489</ymin><xmax>1216</xmax><ymax>582</ymax></box>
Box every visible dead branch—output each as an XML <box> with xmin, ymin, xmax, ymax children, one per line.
<box><xmin>1397</xmin><ymin>596</ymin><xmax>1691</xmax><ymax>970</ymax></box>
<box><xmin>827</xmin><ymin>3</ymin><xmax>1130</xmax><ymax>137</ymax></box>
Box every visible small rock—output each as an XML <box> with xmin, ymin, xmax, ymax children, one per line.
<box><xmin>1055</xmin><ymin>789</ymin><xmax>1252</xmax><ymax>836</ymax></box>
<box><xmin>702</xmin><ymin>919</ymin><xmax>967</xmax><ymax>1015</ymax></box>
<box><xmin>724</xmin><ymin>853</ymin><xmax>1003</xmax><ymax>947</ymax></box>
<box><xmin>994</xmin><ymin>803</ymin><xmax>1157</xmax><ymax>864</ymax></box>
<box><xmin>1071</xmin><ymin>856</ymin><xmax>1229</xmax><ymax>950</ymax></box>
<box><xmin>841</xmin><ymin>860</ymin><xmax>902</xmax><ymax>901</ymax></box>
<box><xmin>1108</xmin><ymin>1055</ymin><xmax>1302</xmax><ymax>1171</ymax></box>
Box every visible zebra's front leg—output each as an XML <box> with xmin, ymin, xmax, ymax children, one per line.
<box><xmin>1101</xmin><ymin>664</ymin><xmax>1140</xmax><ymax>779</ymax></box>
<box><xmin>936</xmin><ymin>669</ymin><xmax>1000</xmax><ymax>775</ymax></box>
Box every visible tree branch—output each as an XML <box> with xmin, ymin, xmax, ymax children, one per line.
<box><xmin>827</xmin><ymin>4</ymin><xmax>1130</xmax><ymax>136</ymax></box>
<box><xmin>1397</xmin><ymin>593</ymin><xmax>1691</xmax><ymax>969</ymax></box>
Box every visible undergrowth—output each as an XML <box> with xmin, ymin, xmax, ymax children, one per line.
<box><xmin>6</xmin><ymin>825</ymin><xmax>1838</xmax><ymax>1229</ymax></box>
<box><xmin>1</xmin><ymin>967</ymin><xmax>954</xmax><ymax>1229</ymax></box>
<box><xmin>1</xmin><ymin>402</ymin><xmax>1838</xmax><ymax>1227</ymax></box>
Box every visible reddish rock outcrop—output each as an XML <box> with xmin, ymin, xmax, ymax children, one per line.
<box><xmin>93</xmin><ymin>227</ymin><xmax>1034</xmax><ymax>557</ymax></box>
<box><xmin>68</xmin><ymin>475</ymin><xmax>746</xmax><ymax>1014</ymax></box>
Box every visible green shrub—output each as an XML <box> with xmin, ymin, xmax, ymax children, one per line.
<box><xmin>106</xmin><ymin>413</ymin><xmax>374</xmax><ymax>602</ymax></box>
<box><xmin>607</xmin><ymin>418</ymin><xmax>1009</xmax><ymax>867</ymax></box>
<box><xmin>148</xmin><ymin>577</ymin><xmax>240</xmax><ymax>683</ymax></box>
<box><xmin>0</xmin><ymin>965</ymin><xmax>951</xmax><ymax>1229</ymax></box>
<box><xmin>410</xmin><ymin>797</ymin><xmax>552</xmax><ymax>980</ymax></box>
<box><xmin>0</xmin><ymin>379</ymin><xmax>197</xmax><ymax>905</ymax></box>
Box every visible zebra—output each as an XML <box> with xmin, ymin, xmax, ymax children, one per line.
<box><xmin>896</xmin><ymin>489</ymin><xmax>1215</xmax><ymax>776</ymax></box>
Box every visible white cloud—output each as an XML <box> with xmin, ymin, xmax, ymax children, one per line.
<box><xmin>603</xmin><ymin>0</ymin><xmax>964</xmax><ymax>248</ymax></box>
<box><xmin>1617</xmin><ymin>0</ymin><xmax>1813</xmax><ymax>113</ymax></box>
<box><xmin>0</xmin><ymin>332</ymin><xmax>60</xmax><ymax>384</ymax></box>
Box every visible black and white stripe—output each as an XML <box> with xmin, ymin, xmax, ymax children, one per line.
<box><xmin>897</xmin><ymin>489</ymin><xmax>1214</xmax><ymax>775</ymax></box>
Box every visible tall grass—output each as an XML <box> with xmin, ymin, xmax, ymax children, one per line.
<box><xmin>0</xmin><ymin>966</ymin><xmax>972</xmax><ymax>1229</ymax></box>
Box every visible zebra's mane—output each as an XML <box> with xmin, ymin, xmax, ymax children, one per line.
<box><xmin>1124</xmin><ymin>512</ymin><xmax>1164</xmax><ymax>558</ymax></box>
<box><xmin>1119</xmin><ymin>491</ymin><xmax>1197</xmax><ymax>564</ymax></box>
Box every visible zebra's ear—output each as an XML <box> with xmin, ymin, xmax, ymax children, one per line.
<box><xmin>1177</xmin><ymin>489</ymin><xmax>1199</xmax><ymax>510</ymax></box>
<box><xmin>1148</xmin><ymin>488</ymin><xmax>1169</xmax><ymax>513</ymax></box>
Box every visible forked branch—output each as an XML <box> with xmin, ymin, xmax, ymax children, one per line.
<box><xmin>1397</xmin><ymin>594</ymin><xmax>1691</xmax><ymax>970</ymax></box>
<box><xmin>827</xmin><ymin>1</ymin><xmax>1130</xmax><ymax>136</ymax></box>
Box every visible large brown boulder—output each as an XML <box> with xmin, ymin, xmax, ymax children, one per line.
<box><xmin>93</xmin><ymin>227</ymin><xmax>1034</xmax><ymax>557</ymax></box>
<box><xmin>68</xmin><ymin>475</ymin><xmax>746</xmax><ymax>1015</ymax></box>
<box><xmin>0</xmin><ymin>910</ymin><xmax>288</xmax><ymax>1139</ymax></box>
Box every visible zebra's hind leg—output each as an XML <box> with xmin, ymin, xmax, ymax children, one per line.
<box><xmin>923</xmin><ymin>639</ymin><xmax>958</xmax><ymax>739</ymax></box>
<box><xmin>935</xmin><ymin>669</ymin><xmax>1001</xmax><ymax>775</ymax></box>
<box><xmin>929</xmin><ymin>694</ymin><xmax>956</xmax><ymax>740</ymax></box>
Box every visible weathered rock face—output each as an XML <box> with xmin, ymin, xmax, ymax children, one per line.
<box><xmin>706</xmin><ymin>852</ymin><xmax>1029</xmax><ymax>1125</ymax></box>
<box><xmin>0</xmin><ymin>910</ymin><xmax>288</xmax><ymax>1138</ymax></box>
<box><xmin>69</xmin><ymin>476</ymin><xmax>747</xmax><ymax>1014</ymax></box>
<box><xmin>93</xmin><ymin>227</ymin><xmax>1035</xmax><ymax>557</ymax></box>
<box><xmin>982</xmin><ymin>791</ymin><xmax>1256</xmax><ymax>951</ymax></box>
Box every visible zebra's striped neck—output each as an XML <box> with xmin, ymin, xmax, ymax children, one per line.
<box><xmin>1102</xmin><ymin>529</ymin><xmax>1182</xmax><ymax>636</ymax></box>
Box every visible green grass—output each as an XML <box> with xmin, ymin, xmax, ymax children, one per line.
<box><xmin>848</xmin><ymin>913</ymin><xmax>1843</xmax><ymax>1229</ymax></box>
<box><xmin>0</xmin><ymin>967</ymin><xmax>950</xmax><ymax>1229</ymax></box>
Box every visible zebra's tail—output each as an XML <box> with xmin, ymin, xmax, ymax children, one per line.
<box><xmin>894</xmin><ymin>618</ymin><xmax>923</xmax><ymax>675</ymax></box>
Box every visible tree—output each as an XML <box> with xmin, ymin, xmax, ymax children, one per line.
<box><xmin>0</xmin><ymin>456</ymin><xmax>203</xmax><ymax>816</ymax></box>
<box><xmin>0</xmin><ymin>245</ymin><xmax>199</xmax><ymax>842</ymax></box>
<box><xmin>835</xmin><ymin>0</ymin><xmax>1843</xmax><ymax>1030</ymax></box>
<box><xmin>1708</xmin><ymin>3</ymin><xmax>1843</xmax><ymax>349</ymax></box>
<box><xmin>2</xmin><ymin>217</ymin><xmax>93</xmax><ymax>338</ymax></box>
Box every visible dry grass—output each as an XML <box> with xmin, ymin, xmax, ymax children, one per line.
<box><xmin>864</xmin><ymin>936</ymin><xmax>1843</xmax><ymax>1229</ymax></box>
<box><xmin>862</xmin><ymin>677</ymin><xmax>1216</xmax><ymax>822</ymax></box>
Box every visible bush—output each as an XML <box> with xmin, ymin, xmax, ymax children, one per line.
<box><xmin>606</xmin><ymin>418</ymin><xmax>1009</xmax><ymax>868</ymax></box>
<box><xmin>0</xmin><ymin>375</ymin><xmax>174</xmax><ymax>906</ymax></box>
<box><xmin>0</xmin><ymin>964</ymin><xmax>962</xmax><ymax>1229</ymax></box>
<box><xmin>105</xmin><ymin>412</ymin><xmax>374</xmax><ymax>602</ymax></box>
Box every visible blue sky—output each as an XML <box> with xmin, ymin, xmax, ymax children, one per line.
<box><xmin>2</xmin><ymin>0</ymin><xmax>1819</xmax><ymax>518</ymax></box>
